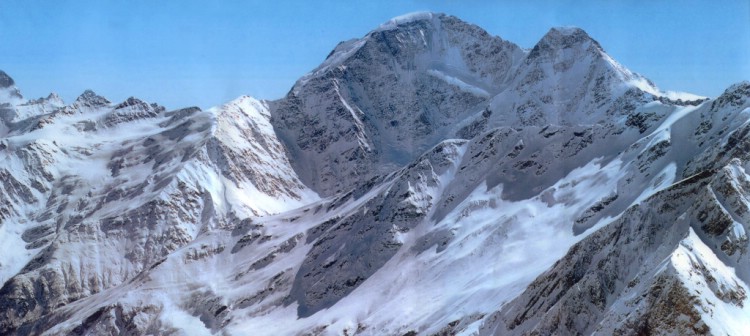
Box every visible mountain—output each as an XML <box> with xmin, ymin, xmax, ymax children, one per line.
<box><xmin>272</xmin><ymin>12</ymin><xmax>526</xmax><ymax>196</ymax></box>
<box><xmin>0</xmin><ymin>85</ymin><xmax>315</xmax><ymax>334</ymax></box>
<box><xmin>2</xmin><ymin>11</ymin><xmax>748</xmax><ymax>336</ymax></box>
<box><xmin>270</xmin><ymin>14</ymin><xmax>703</xmax><ymax>199</ymax></box>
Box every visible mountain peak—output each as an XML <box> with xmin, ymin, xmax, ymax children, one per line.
<box><xmin>724</xmin><ymin>80</ymin><xmax>750</xmax><ymax>95</ymax></box>
<box><xmin>277</xmin><ymin>12</ymin><xmax>526</xmax><ymax>196</ymax></box>
<box><xmin>46</xmin><ymin>92</ymin><xmax>64</xmax><ymax>105</ymax></box>
<box><xmin>548</xmin><ymin>26</ymin><xmax>588</xmax><ymax>36</ymax></box>
<box><xmin>113</xmin><ymin>96</ymin><xmax>148</xmax><ymax>110</ymax></box>
<box><xmin>227</xmin><ymin>95</ymin><xmax>267</xmax><ymax>109</ymax></box>
<box><xmin>24</xmin><ymin>92</ymin><xmax>65</xmax><ymax>107</ymax></box>
<box><xmin>376</xmin><ymin>11</ymin><xmax>443</xmax><ymax>31</ymax></box>
<box><xmin>711</xmin><ymin>80</ymin><xmax>750</xmax><ymax>109</ymax></box>
<box><xmin>0</xmin><ymin>70</ymin><xmax>23</xmax><ymax>101</ymax></box>
<box><xmin>542</xmin><ymin>26</ymin><xmax>596</xmax><ymax>45</ymax></box>
<box><xmin>527</xmin><ymin>26</ymin><xmax>603</xmax><ymax>61</ymax></box>
<box><xmin>0</xmin><ymin>70</ymin><xmax>15</xmax><ymax>88</ymax></box>
<box><xmin>74</xmin><ymin>89</ymin><xmax>110</xmax><ymax>107</ymax></box>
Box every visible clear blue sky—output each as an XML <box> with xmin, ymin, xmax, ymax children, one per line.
<box><xmin>1</xmin><ymin>1</ymin><xmax>748</xmax><ymax>109</ymax></box>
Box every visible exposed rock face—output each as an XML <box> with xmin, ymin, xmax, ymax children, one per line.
<box><xmin>272</xmin><ymin>13</ymin><xmax>525</xmax><ymax>196</ymax></box>
<box><xmin>478</xmin><ymin>84</ymin><xmax>750</xmax><ymax>335</ymax></box>
<box><xmin>480</xmin><ymin>164</ymin><xmax>750</xmax><ymax>335</ymax></box>
<box><xmin>0</xmin><ymin>70</ymin><xmax>15</xmax><ymax>88</ymax></box>
<box><xmin>288</xmin><ymin>139</ymin><xmax>465</xmax><ymax>318</ymax></box>
<box><xmin>479</xmin><ymin>171</ymin><xmax>720</xmax><ymax>335</ymax></box>
<box><xmin>0</xmin><ymin>71</ymin><xmax>23</xmax><ymax>104</ymax></box>
<box><xmin>2</xmin><ymin>12</ymin><xmax>750</xmax><ymax>336</ymax></box>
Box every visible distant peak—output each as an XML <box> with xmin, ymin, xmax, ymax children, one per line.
<box><xmin>77</xmin><ymin>89</ymin><xmax>98</xmax><ymax>99</ymax></box>
<box><xmin>0</xmin><ymin>70</ymin><xmax>15</xmax><ymax>88</ymax></box>
<box><xmin>45</xmin><ymin>92</ymin><xmax>65</xmax><ymax>105</ymax></box>
<box><xmin>75</xmin><ymin>89</ymin><xmax>110</xmax><ymax>107</ymax></box>
<box><xmin>22</xmin><ymin>92</ymin><xmax>64</xmax><ymax>107</ymax></box>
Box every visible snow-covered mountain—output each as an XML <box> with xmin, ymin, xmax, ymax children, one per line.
<box><xmin>2</xmin><ymin>12</ymin><xmax>748</xmax><ymax>336</ymax></box>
